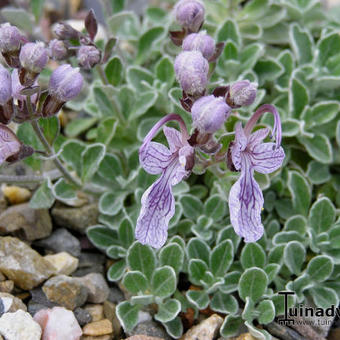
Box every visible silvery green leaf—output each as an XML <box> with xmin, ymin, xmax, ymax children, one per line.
<box><xmin>309</xmin><ymin>287</ymin><xmax>339</xmax><ymax>309</ymax></box>
<box><xmin>216</xmin><ymin>19</ymin><xmax>240</xmax><ymax>45</ymax></box>
<box><xmin>127</xmin><ymin>242</ymin><xmax>156</xmax><ymax>280</ymax></box>
<box><xmin>107</xmin><ymin>11</ymin><xmax>140</xmax><ymax>39</ymax></box>
<box><xmin>99</xmin><ymin>191</ymin><xmax>126</xmax><ymax>216</ymax></box>
<box><xmin>155</xmin><ymin>299</ymin><xmax>181</xmax><ymax>323</ymax></box>
<box><xmin>180</xmin><ymin>195</ymin><xmax>204</xmax><ymax>221</ymax></box>
<box><xmin>306</xmin><ymin>255</ymin><xmax>334</xmax><ymax>282</ymax></box>
<box><xmin>216</xmin><ymin>225</ymin><xmax>241</xmax><ymax>253</ymax></box>
<box><xmin>187</xmin><ymin>238</ymin><xmax>210</xmax><ymax>264</ymax></box>
<box><xmin>281</xmin><ymin>119</ymin><xmax>300</xmax><ymax>137</ymax></box>
<box><xmin>284</xmin><ymin>241</ymin><xmax>306</xmax><ymax>275</ymax></box>
<box><xmin>288</xmin><ymin>170</ymin><xmax>311</xmax><ymax>216</ymax></box>
<box><xmin>299</xmin><ymin>134</ymin><xmax>333</xmax><ymax>164</ymax></box>
<box><xmin>210</xmin><ymin>291</ymin><xmax>238</xmax><ymax>314</ymax></box>
<box><xmin>130</xmin><ymin>295</ymin><xmax>154</xmax><ymax>305</ymax></box>
<box><xmin>119</xmin><ymin>218</ymin><xmax>134</xmax><ymax>248</ymax></box>
<box><xmin>210</xmin><ymin>240</ymin><xmax>234</xmax><ymax>277</ymax></box>
<box><xmin>264</xmin><ymin>264</ymin><xmax>280</xmax><ymax>283</ymax></box>
<box><xmin>239</xmin><ymin>268</ymin><xmax>268</xmax><ymax>303</ymax></box>
<box><xmin>308</xmin><ymin>197</ymin><xmax>335</xmax><ymax>234</ymax></box>
<box><xmin>61</xmin><ymin>140</ymin><xmax>86</xmax><ymax>176</ymax></box>
<box><xmin>220</xmin><ymin>315</ymin><xmax>243</xmax><ymax>337</ymax></box>
<box><xmin>254</xmin><ymin>58</ymin><xmax>283</xmax><ymax>85</ymax></box>
<box><xmin>220</xmin><ymin>271</ymin><xmax>241</xmax><ymax>294</ymax></box>
<box><xmin>30</xmin><ymin>179</ymin><xmax>55</xmax><ymax>209</ymax></box>
<box><xmin>122</xmin><ymin>271</ymin><xmax>148</xmax><ymax>294</ymax></box>
<box><xmin>246</xmin><ymin>321</ymin><xmax>272</xmax><ymax>340</ymax></box>
<box><xmin>306</xmin><ymin>161</ymin><xmax>331</xmax><ymax>185</ymax></box>
<box><xmin>289</xmin><ymin>23</ymin><xmax>313</xmax><ymax>64</ymax></box>
<box><xmin>203</xmin><ymin>194</ymin><xmax>227</xmax><ymax>222</ymax></box>
<box><xmin>151</xmin><ymin>266</ymin><xmax>176</xmax><ymax>298</ymax></box>
<box><xmin>186</xmin><ymin>290</ymin><xmax>209</xmax><ymax>309</ymax></box>
<box><xmin>106</xmin><ymin>245</ymin><xmax>126</xmax><ymax>259</ymax></box>
<box><xmin>317</xmin><ymin>31</ymin><xmax>340</xmax><ymax>66</ymax></box>
<box><xmin>284</xmin><ymin>215</ymin><xmax>307</xmax><ymax>234</ymax></box>
<box><xmin>188</xmin><ymin>259</ymin><xmax>208</xmax><ymax>286</ymax></box>
<box><xmin>127</xmin><ymin>66</ymin><xmax>154</xmax><ymax>92</ymax></box>
<box><xmin>268</xmin><ymin>245</ymin><xmax>285</xmax><ymax>264</ymax></box>
<box><xmin>159</xmin><ymin>243</ymin><xmax>184</xmax><ymax>274</ymax></box>
<box><xmin>240</xmin><ymin>243</ymin><xmax>266</xmax><ymax>269</ymax></box>
<box><xmin>163</xmin><ymin>317</ymin><xmax>183</xmax><ymax>339</ymax></box>
<box><xmin>239</xmin><ymin>43</ymin><xmax>264</xmax><ymax>72</ymax></box>
<box><xmin>81</xmin><ymin>143</ymin><xmax>106</xmax><ymax>182</ymax></box>
<box><xmin>105</xmin><ymin>57</ymin><xmax>123</xmax><ymax>86</ymax></box>
<box><xmin>289</xmin><ymin>77</ymin><xmax>309</xmax><ymax>118</ymax></box>
<box><xmin>272</xmin><ymin>231</ymin><xmax>305</xmax><ymax>245</ymax></box>
<box><xmin>107</xmin><ymin>259</ymin><xmax>126</xmax><ymax>281</ymax></box>
<box><xmin>87</xmin><ymin>225</ymin><xmax>119</xmax><ymax>250</ymax></box>
<box><xmin>116</xmin><ymin>301</ymin><xmax>140</xmax><ymax>332</ymax></box>
<box><xmin>156</xmin><ymin>56</ymin><xmax>175</xmax><ymax>87</ymax></box>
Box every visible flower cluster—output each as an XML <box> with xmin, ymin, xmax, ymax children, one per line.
<box><xmin>136</xmin><ymin>0</ymin><xmax>285</xmax><ymax>248</ymax></box>
<box><xmin>0</xmin><ymin>21</ymin><xmax>85</xmax><ymax>165</ymax></box>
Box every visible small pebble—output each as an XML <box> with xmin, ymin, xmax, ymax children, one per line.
<box><xmin>74</xmin><ymin>307</ymin><xmax>92</xmax><ymax>326</ymax></box>
<box><xmin>76</xmin><ymin>273</ymin><xmax>109</xmax><ymax>303</ymax></box>
<box><xmin>42</xmin><ymin>275</ymin><xmax>88</xmax><ymax>310</ymax></box>
<box><xmin>126</xmin><ymin>336</ymin><xmax>164</xmax><ymax>340</ymax></box>
<box><xmin>34</xmin><ymin>306</ymin><xmax>82</xmax><ymax>340</ymax></box>
<box><xmin>83</xmin><ymin>319</ymin><xmax>113</xmax><ymax>336</ymax></box>
<box><xmin>81</xmin><ymin>335</ymin><xmax>112</xmax><ymax>340</ymax></box>
<box><xmin>84</xmin><ymin>304</ymin><xmax>104</xmax><ymax>322</ymax></box>
<box><xmin>103</xmin><ymin>300</ymin><xmax>121</xmax><ymax>336</ymax></box>
<box><xmin>0</xmin><ymin>293</ymin><xmax>27</xmax><ymax>313</ymax></box>
<box><xmin>2</xmin><ymin>185</ymin><xmax>31</xmax><ymax>204</ymax></box>
<box><xmin>0</xmin><ymin>309</ymin><xmax>42</xmax><ymax>340</ymax></box>
<box><xmin>44</xmin><ymin>252</ymin><xmax>79</xmax><ymax>275</ymax></box>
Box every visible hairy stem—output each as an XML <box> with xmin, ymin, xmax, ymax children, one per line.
<box><xmin>0</xmin><ymin>169</ymin><xmax>61</xmax><ymax>184</ymax></box>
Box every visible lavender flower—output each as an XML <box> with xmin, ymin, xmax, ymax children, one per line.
<box><xmin>77</xmin><ymin>45</ymin><xmax>101</xmax><ymax>69</ymax></box>
<box><xmin>0</xmin><ymin>23</ymin><xmax>25</xmax><ymax>68</ymax></box>
<box><xmin>49</xmin><ymin>39</ymin><xmax>68</xmax><ymax>60</ymax></box>
<box><xmin>0</xmin><ymin>64</ymin><xmax>13</xmax><ymax>124</ymax></box>
<box><xmin>228</xmin><ymin>80</ymin><xmax>258</xmax><ymax>108</ymax></box>
<box><xmin>42</xmin><ymin>64</ymin><xmax>83</xmax><ymax>117</ymax></box>
<box><xmin>191</xmin><ymin>95</ymin><xmax>231</xmax><ymax>133</ymax></box>
<box><xmin>175</xmin><ymin>0</ymin><xmax>205</xmax><ymax>33</ymax></box>
<box><xmin>11</xmin><ymin>69</ymin><xmax>38</xmax><ymax>104</ymax></box>
<box><xmin>174</xmin><ymin>51</ymin><xmax>209</xmax><ymax>96</ymax></box>
<box><xmin>228</xmin><ymin>104</ymin><xmax>285</xmax><ymax>242</ymax></box>
<box><xmin>19</xmin><ymin>42</ymin><xmax>49</xmax><ymax>73</ymax></box>
<box><xmin>136</xmin><ymin>114</ymin><xmax>194</xmax><ymax>248</ymax></box>
<box><xmin>0</xmin><ymin>65</ymin><xmax>11</xmax><ymax>105</ymax></box>
<box><xmin>182</xmin><ymin>32</ymin><xmax>215</xmax><ymax>60</ymax></box>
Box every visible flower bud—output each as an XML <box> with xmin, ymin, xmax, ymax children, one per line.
<box><xmin>0</xmin><ymin>23</ymin><xmax>25</xmax><ymax>68</ymax></box>
<box><xmin>174</xmin><ymin>51</ymin><xmax>209</xmax><ymax>96</ymax></box>
<box><xmin>0</xmin><ymin>64</ymin><xmax>13</xmax><ymax>124</ymax></box>
<box><xmin>191</xmin><ymin>95</ymin><xmax>231</xmax><ymax>133</ymax></box>
<box><xmin>175</xmin><ymin>0</ymin><xmax>205</xmax><ymax>33</ymax></box>
<box><xmin>0</xmin><ymin>64</ymin><xmax>12</xmax><ymax>105</ymax></box>
<box><xmin>49</xmin><ymin>39</ymin><xmax>68</xmax><ymax>60</ymax></box>
<box><xmin>54</xmin><ymin>23</ymin><xmax>79</xmax><ymax>40</ymax></box>
<box><xmin>228</xmin><ymin>80</ymin><xmax>257</xmax><ymax>107</ymax></box>
<box><xmin>182</xmin><ymin>32</ymin><xmax>215</xmax><ymax>60</ymax></box>
<box><xmin>42</xmin><ymin>64</ymin><xmax>83</xmax><ymax>117</ymax></box>
<box><xmin>77</xmin><ymin>45</ymin><xmax>101</xmax><ymax>69</ymax></box>
<box><xmin>19</xmin><ymin>42</ymin><xmax>49</xmax><ymax>74</ymax></box>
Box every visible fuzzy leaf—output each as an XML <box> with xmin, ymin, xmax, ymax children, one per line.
<box><xmin>151</xmin><ymin>266</ymin><xmax>176</xmax><ymax>298</ymax></box>
<box><xmin>288</xmin><ymin>170</ymin><xmax>311</xmax><ymax>216</ymax></box>
<box><xmin>239</xmin><ymin>268</ymin><xmax>268</xmax><ymax>302</ymax></box>
<box><xmin>308</xmin><ymin>197</ymin><xmax>335</xmax><ymax>234</ymax></box>
<box><xmin>210</xmin><ymin>240</ymin><xmax>233</xmax><ymax>277</ymax></box>
<box><xmin>187</xmin><ymin>238</ymin><xmax>210</xmax><ymax>264</ymax></box>
<box><xmin>241</xmin><ymin>243</ymin><xmax>266</xmax><ymax>269</ymax></box>
<box><xmin>186</xmin><ymin>290</ymin><xmax>209</xmax><ymax>309</ymax></box>
<box><xmin>155</xmin><ymin>299</ymin><xmax>181</xmax><ymax>323</ymax></box>
<box><xmin>116</xmin><ymin>301</ymin><xmax>140</xmax><ymax>332</ymax></box>
<box><xmin>210</xmin><ymin>291</ymin><xmax>238</xmax><ymax>314</ymax></box>
<box><xmin>309</xmin><ymin>287</ymin><xmax>339</xmax><ymax>309</ymax></box>
<box><xmin>159</xmin><ymin>243</ymin><xmax>184</xmax><ymax>274</ymax></box>
<box><xmin>284</xmin><ymin>241</ymin><xmax>306</xmax><ymax>275</ymax></box>
<box><xmin>306</xmin><ymin>255</ymin><xmax>333</xmax><ymax>282</ymax></box>
<box><xmin>123</xmin><ymin>271</ymin><xmax>148</xmax><ymax>294</ymax></box>
<box><xmin>81</xmin><ymin>143</ymin><xmax>106</xmax><ymax>182</ymax></box>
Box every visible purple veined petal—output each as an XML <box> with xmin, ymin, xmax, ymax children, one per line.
<box><xmin>228</xmin><ymin>155</ymin><xmax>264</xmax><ymax>242</ymax></box>
<box><xmin>135</xmin><ymin>159</ymin><xmax>181</xmax><ymax>249</ymax></box>
<box><xmin>0</xmin><ymin>124</ymin><xmax>21</xmax><ymax>165</ymax></box>
<box><xmin>163</xmin><ymin>126</ymin><xmax>185</xmax><ymax>152</ymax></box>
<box><xmin>230</xmin><ymin>122</ymin><xmax>247</xmax><ymax>171</ymax></box>
<box><xmin>139</xmin><ymin>141</ymin><xmax>173</xmax><ymax>175</ymax></box>
<box><xmin>250</xmin><ymin>143</ymin><xmax>285</xmax><ymax>174</ymax></box>
<box><xmin>247</xmin><ymin>128</ymin><xmax>270</xmax><ymax>148</ymax></box>
<box><xmin>173</xmin><ymin>145</ymin><xmax>194</xmax><ymax>185</ymax></box>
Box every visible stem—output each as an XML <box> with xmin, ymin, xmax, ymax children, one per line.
<box><xmin>30</xmin><ymin>120</ymin><xmax>81</xmax><ymax>188</ymax></box>
<box><xmin>96</xmin><ymin>64</ymin><xmax>108</xmax><ymax>85</ymax></box>
<box><xmin>0</xmin><ymin>169</ymin><xmax>61</xmax><ymax>184</ymax></box>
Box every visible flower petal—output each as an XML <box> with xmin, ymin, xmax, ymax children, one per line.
<box><xmin>163</xmin><ymin>126</ymin><xmax>184</xmax><ymax>153</ymax></box>
<box><xmin>0</xmin><ymin>125</ymin><xmax>21</xmax><ymax>165</ymax></box>
<box><xmin>247</xmin><ymin>128</ymin><xmax>270</xmax><ymax>148</ymax></box>
<box><xmin>135</xmin><ymin>159</ymin><xmax>183</xmax><ymax>248</ymax></box>
<box><xmin>139</xmin><ymin>141</ymin><xmax>172</xmax><ymax>175</ymax></box>
<box><xmin>231</xmin><ymin>122</ymin><xmax>247</xmax><ymax>170</ymax></box>
<box><xmin>250</xmin><ymin>143</ymin><xmax>285</xmax><ymax>174</ymax></box>
<box><xmin>228</xmin><ymin>157</ymin><xmax>264</xmax><ymax>242</ymax></box>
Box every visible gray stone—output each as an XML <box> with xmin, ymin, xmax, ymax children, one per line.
<box><xmin>51</xmin><ymin>202</ymin><xmax>99</xmax><ymax>234</ymax></box>
<box><xmin>34</xmin><ymin>228</ymin><xmax>81</xmax><ymax>257</ymax></box>
<box><xmin>72</xmin><ymin>265</ymin><xmax>105</xmax><ymax>277</ymax></box>
<box><xmin>42</xmin><ymin>275</ymin><xmax>88</xmax><ymax>310</ymax></box>
<box><xmin>128</xmin><ymin>321</ymin><xmax>170</xmax><ymax>340</ymax></box>
<box><xmin>0</xmin><ymin>237</ymin><xmax>55</xmax><ymax>290</ymax></box>
<box><xmin>0</xmin><ymin>203</ymin><xmax>52</xmax><ymax>241</ymax></box>
<box><xmin>74</xmin><ymin>307</ymin><xmax>92</xmax><ymax>326</ymax></box>
<box><xmin>27</xmin><ymin>288</ymin><xmax>59</xmax><ymax>316</ymax></box>
<box><xmin>0</xmin><ymin>293</ymin><xmax>27</xmax><ymax>313</ymax></box>
<box><xmin>75</xmin><ymin>273</ymin><xmax>109</xmax><ymax>303</ymax></box>
<box><xmin>108</xmin><ymin>286</ymin><xmax>124</xmax><ymax>304</ymax></box>
<box><xmin>78</xmin><ymin>252</ymin><xmax>106</xmax><ymax>268</ymax></box>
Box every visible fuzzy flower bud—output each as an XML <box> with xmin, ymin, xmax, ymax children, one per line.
<box><xmin>182</xmin><ymin>32</ymin><xmax>215</xmax><ymax>60</ymax></box>
<box><xmin>49</xmin><ymin>39</ymin><xmax>67</xmax><ymax>60</ymax></box>
<box><xmin>54</xmin><ymin>23</ymin><xmax>79</xmax><ymax>40</ymax></box>
<box><xmin>175</xmin><ymin>0</ymin><xmax>205</xmax><ymax>33</ymax></box>
<box><xmin>42</xmin><ymin>64</ymin><xmax>83</xmax><ymax>117</ymax></box>
<box><xmin>0</xmin><ymin>64</ymin><xmax>12</xmax><ymax>105</ymax></box>
<box><xmin>229</xmin><ymin>80</ymin><xmax>257</xmax><ymax>107</ymax></box>
<box><xmin>191</xmin><ymin>95</ymin><xmax>231</xmax><ymax>133</ymax></box>
<box><xmin>19</xmin><ymin>42</ymin><xmax>49</xmax><ymax>74</ymax></box>
<box><xmin>0</xmin><ymin>23</ymin><xmax>24</xmax><ymax>53</ymax></box>
<box><xmin>77</xmin><ymin>45</ymin><xmax>101</xmax><ymax>69</ymax></box>
<box><xmin>11</xmin><ymin>69</ymin><xmax>38</xmax><ymax>103</ymax></box>
<box><xmin>174</xmin><ymin>51</ymin><xmax>209</xmax><ymax>96</ymax></box>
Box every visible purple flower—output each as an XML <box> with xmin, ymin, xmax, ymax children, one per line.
<box><xmin>11</xmin><ymin>69</ymin><xmax>38</xmax><ymax>104</ymax></box>
<box><xmin>191</xmin><ymin>95</ymin><xmax>231</xmax><ymax>133</ymax></box>
<box><xmin>19</xmin><ymin>42</ymin><xmax>49</xmax><ymax>73</ymax></box>
<box><xmin>0</xmin><ymin>64</ymin><xmax>11</xmax><ymax>105</ymax></box>
<box><xmin>77</xmin><ymin>45</ymin><xmax>101</xmax><ymax>69</ymax></box>
<box><xmin>229</xmin><ymin>80</ymin><xmax>257</xmax><ymax>107</ymax></box>
<box><xmin>49</xmin><ymin>39</ymin><xmax>68</xmax><ymax>60</ymax></box>
<box><xmin>174</xmin><ymin>51</ymin><xmax>209</xmax><ymax>96</ymax></box>
<box><xmin>136</xmin><ymin>114</ymin><xmax>194</xmax><ymax>248</ymax></box>
<box><xmin>228</xmin><ymin>104</ymin><xmax>285</xmax><ymax>242</ymax></box>
<box><xmin>182</xmin><ymin>32</ymin><xmax>215</xmax><ymax>60</ymax></box>
<box><xmin>175</xmin><ymin>0</ymin><xmax>205</xmax><ymax>33</ymax></box>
